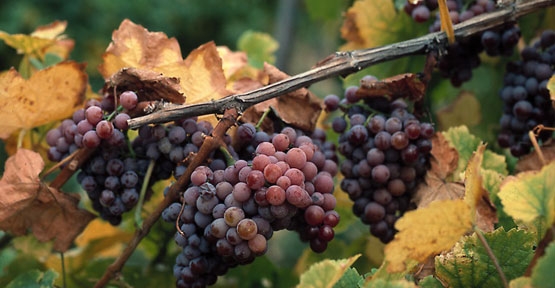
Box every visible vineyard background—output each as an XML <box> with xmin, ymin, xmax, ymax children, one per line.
<box><xmin>0</xmin><ymin>0</ymin><xmax>554</xmax><ymax>287</ymax></box>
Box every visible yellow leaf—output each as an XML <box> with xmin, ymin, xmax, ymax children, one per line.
<box><xmin>0</xmin><ymin>21</ymin><xmax>73</xmax><ymax>60</ymax></box>
<box><xmin>385</xmin><ymin>200</ymin><xmax>472</xmax><ymax>273</ymax></box>
<box><xmin>0</xmin><ymin>61</ymin><xmax>87</xmax><ymax>139</ymax></box>
<box><xmin>464</xmin><ymin>143</ymin><xmax>486</xmax><ymax>222</ymax></box>
<box><xmin>98</xmin><ymin>19</ymin><xmax>229</xmax><ymax>104</ymax></box>
<box><xmin>340</xmin><ymin>0</ymin><xmax>407</xmax><ymax>51</ymax></box>
<box><xmin>498</xmin><ymin>161</ymin><xmax>555</xmax><ymax>225</ymax></box>
<box><xmin>436</xmin><ymin>91</ymin><xmax>481</xmax><ymax>130</ymax></box>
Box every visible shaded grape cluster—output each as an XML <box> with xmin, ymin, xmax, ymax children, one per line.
<box><xmin>163</xmin><ymin>126</ymin><xmax>339</xmax><ymax>287</ymax></box>
<box><xmin>325</xmin><ymin>78</ymin><xmax>433</xmax><ymax>243</ymax></box>
<box><xmin>404</xmin><ymin>0</ymin><xmax>520</xmax><ymax>86</ymax></box>
<box><xmin>497</xmin><ymin>30</ymin><xmax>555</xmax><ymax>157</ymax></box>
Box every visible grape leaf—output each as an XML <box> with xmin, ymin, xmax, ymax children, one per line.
<box><xmin>98</xmin><ymin>19</ymin><xmax>230</xmax><ymax>104</ymax></box>
<box><xmin>443</xmin><ymin>126</ymin><xmax>508</xmax><ymax>178</ymax></box>
<box><xmin>0</xmin><ymin>149</ymin><xmax>95</xmax><ymax>252</ymax></box>
<box><xmin>435</xmin><ymin>228</ymin><xmax>535</xmax><ymax>288</ymax></box>
<box><xmin>0</xmin><ymin>20</ymin><xmax>73</xmax><ymax>61</ymax></box>
<box><xmin>436</xmin><ymin>91</ymin><xmax>481</xmax><ymax>131</ymax></box>
<box><xmin>334</xmin><ymin>267</ymin><xmax>363</xmax><ymax>288</ymax></box>
<box><xmin>498</xmin><ymin>161</ymin><xmax>555</xmax><ymax>233</ymax></box>
<box><xmin>384</xmin><ymin>200</ymin><xmax>472</xmax><ymax>273</ymax></box>
<box><xmin>0</xmin><ymin>61</ymin><xmax>87</xmax><ymax>139</ymax></box>
<box><xmin>237</xmin><ymin>30</ymin><xmax>278</xmax><ymax>68</ymax></box>
<box><xmin>508</xmin><ymin>277</ymin><xmax>532</xmax><ymax>288</ymax></box>
<box><xmin>355</xmin><ymin>73</ymin><xmax>426</xmax><ymax>103</ymax></box>
<box><xmin>5</xmin><ymin>269</ymin><xmax>58</xmax><ymax>288</ymax></box>
<box><xmin>297</xmin><ymin>254</ymin><xmax>361</xmax><ymax>288</ymax></box>
<box><xmin>531</xmin><ymin>242</ymin><xmax>555</xmax><ymax>288</ymax></box>
<box><xmin>340</xmin><ymin>0</ymin><xmax>415</xmax><ymax>51</ymax></box>
<box><xmin>418</xmin><ymin>276</ymin><xmax>444</xmax><ymax>288</ymax></box>
<box><xmin>362</xmin><ymin>278</ymin><xmax>417</xmax><ymax>288</ymax></box>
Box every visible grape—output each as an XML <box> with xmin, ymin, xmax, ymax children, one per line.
<box><xmin>85</xmin><ymin>105</ymin><xmax>103</xmax><ymax>125</ymax></box>
<box><xmin>324</xmin><ymin>94</ymin><xmax>341</xmax><ymax>112</ymax></box>
<box><xmin>236</xmin><ymin>218</ymin><xmax>258</xmax><ymax>240</ymax></box>
<box><xmin>119</xmin><ymin>91</ymin><xmax>138</xmax><ymax>110</ymax></box>
<box><xmin>411</xmin><ymin>5</ymin><xmax>430</xmax><ymax>23</ymax></box>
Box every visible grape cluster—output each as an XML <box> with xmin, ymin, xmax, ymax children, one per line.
<box><xmin>404</xmin><ymin>0</ymin><xmax>521</xmax><ymax>86</ymax></box>
<box><xmin>497</xmin><ymin>30</ymin><xmax>555</xmax><ymax>157</ymax></box>
<box><xmin>325</xmin><ymin>78</ymin><xmax>433</xmax><ymax>243</ymax></box>
<box><xmin>163</xmin><ymin>127</ymin><xmax>339</xmax><ymax>287</ymax></box>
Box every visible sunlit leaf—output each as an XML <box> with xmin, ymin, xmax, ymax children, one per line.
<box><xmin>0</xmin><ymin>149</ymin><xmax>95</xmax><ymax>252</ymax></box>
<box><xmin>385</xmin><ymin>200</ymin><xmax>472</xmax><ymax>273</ymax></box>
<box><xmin>435</xmin><ymin>228</ymin><xmax>535</xmax><ymax>288</ymax></box>
<box><xmin>498</xmin><ymin>161</ymin><xmax>555</xmax><ymax>231</ymax></box>
<box><xmin>547</xmin><ymin>75</ymin><xmax>555</xmax><ymax>103</ymax></box>
<box><xmin>98</xmin><ymin>19</ymin><xmax>229</xmax><ymax>104</ymax></box>
<box><xmin>508</xmin><ymin>277</ymin><xmax>532</xmax><ymax>288</ymax></box>
<box><xmin>443</xmin><ymin>126</ymin><xmax>508</xmax><ymax>178</ymax></box>
<box><xmin>0</xmin><ymin>61</ymin><xmax>87</xmax><ymax>139</ymax></box>
<box><xmin>297</xmin><ymin>254</ymin><xmax>361</xmax><ymax>288</ymax></box>
<box><xmin>362</xmin><ymin>278</ymin><xmax>417</xmax><ymax>288</ymax></box>
<box><xmin>237</xmin><ymin>30</ymin><xmax>278</xmax><ymax>68</ymax></box>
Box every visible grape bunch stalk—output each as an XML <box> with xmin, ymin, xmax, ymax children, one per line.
<box><xmin>497</xmin><ymin>30</ymin><xmax>555</xmax><ymax>157</ymax></box>
<box><xmin>162</xmin><ymin>125</ymin><xmax>340</xmax><ymax>288</ymax></box>
<box><xmin>325</xmin><ymin>76</ymin><xmax>434</xmax><ymax>243</ymax></box>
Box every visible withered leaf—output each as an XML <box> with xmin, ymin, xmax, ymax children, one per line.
<box><xmin>515</xmin><ymin>141</ymin><xmax>555</xmax><ymax>173</ymax></box>
<box><xmin>0</xmin><ymin>149</ymin><xmax>95</xmax><ymax>252</ymax></box>
<box><xmin>104</xmin><ymin>67</ymin><xmax>185</xmax><ymax>104</ymax></box>
<box><xmin>241</xmin><ymin>63</ymin><xmax>323</xmax><ymax>132</ymax></box>
<box><xmin>356</xmin><ymin>73</ymin><xmax>425</xmax><ymax>102</ymax></box>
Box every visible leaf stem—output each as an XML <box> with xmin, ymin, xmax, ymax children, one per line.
<box><xmin>60</xmin><ymin>252</ymin><xmax>67</xmax><ymax>288</ymax></box>
<box><xmin>135</xmin><ymin>159</ymin><xmax>156</xmax><ymax>228</ymax></box>
<box><xmin>255</xmin><ymin>108</ymin><xmax>272</xmax><ymax>130</ymax></box>
<box><xmin>474</xmin><ymin>227</ymin><xmax>508</xmax><ymax>288</ymax></box>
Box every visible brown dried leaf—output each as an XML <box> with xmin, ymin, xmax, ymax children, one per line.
<box><xmin>430</xmin><ymin>133</ymin><xmax>459</xmax><ymax>180</ymax></box>
<box><xmin>104</xmin><ymin>68</ymin><xmax>184</xmax><ymax>104</ymax></box>
<box><xmin>412</xmin><ymin>173</ymin><xmax>465</xmax><ymax>208</ymax></box>
<box><xmin>515</xmin><ymin>141</ymin><xmax>555</xmax><ymax>172</ymax></box>
<box><xmin>241</xmin><ymin>63</ymin><xmax>323</xmax><ymax>132</ymax></box>
<box><xmin>356</xmin><ymin>73</ymin><xmax>426</xmax><ymax>102</ymax></box>
<box><xmin>0</xmin><ymin>149</ymin><xmax>95</xmax><ymax>252</ymax></box>
<box><xmin>98</xmin><ymin>19</ymin><xmax>229</xmax><ymax>104</ymax></box>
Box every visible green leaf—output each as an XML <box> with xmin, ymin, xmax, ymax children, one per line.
<box><xmin>418</xmin><ymin>276</ymin><xmax>444</xmax><ymax>288</ymax></box>
<box><xmin>362</xmin><ymin>278</ymin><xmax>417</xmax><ymax>288</ymax></box>
<box><xmin>531</xmin><ymin>242</ymin><xmax>555</xmax><ymax>288</ymax></box>
<box><xmin>334</xmin><ymin>267</ymin><xmax>364</xmax><ymax>288</ymax></box>
<box><xmin>0</xmin><ymin>248</ymin><xmax>17</xmax><ymax>278</ymax></box>
<box><xmin>509</xmin><ymin>277</ymin><xmax>532</xmax><ymax>288</ymax></box>
<box><xmin>297</xmin><ymin>254</ymin><xmax>361</xmax><ymax>288</ymax></box>
<box><xmin>237</xmin><ymin>30</ymin><xmax>278</xmax><ymax>68</ymax></box>
<box><xmin>443</xmin><ymin>126</ymin><xmax>508</xmax><ymax>180</ymax></box>
<box><xmin>498</xmin><ymin>161</ymin><xmax>555</xmax><ymax>238</ymax></box>
<box><xmin>435</xmin><ymin>227</ymin><xmax>535</xmax><ymax>288</ymax></box>
<box><xmin>6</xmin><ymin>269</ymin><xmax>58</xmax><ymax>288</ymax></box>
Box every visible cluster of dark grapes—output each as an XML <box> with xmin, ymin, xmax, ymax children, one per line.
<box><xmin>324</xmin><ymin>77</ymin><xmax>433</xmax><ymax>243</ymax></box>
<box><xmin>497</xmin><ymin>30</ymin><xmax>555</xmax><ymax>157</ymax></box>
<box><xmin>162</xmin><ymin>126</ymin><xmax>339</xmax><ymax>288</ymax></box>
<box><xmin>404</xmin><ymin>0</ymin><xmax>521</xmax><ymax>86</ymax></box>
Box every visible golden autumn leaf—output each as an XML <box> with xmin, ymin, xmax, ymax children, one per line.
<box><xmin>0</xmin><ymin>149</ymin><xmax>95</xmax><ymax>252</ymax></box>
<box><xmin>0</xmin><ymin>20</ymin><xmax>73</xmax><ymax>60</ymax></box>
<box><xmin>98</xmin><ymin>19</ymin><xmax>229</xmax><ymax>104</ymax></box>
<box><xmin>385</xmin><ymin>200</ymin><xmax>472</xmax><ymax>273</ymax></box>
<box><xmin>0</xmin><ymin>61</ymin><xmax>87</xmax><ymax>139</ymax></box>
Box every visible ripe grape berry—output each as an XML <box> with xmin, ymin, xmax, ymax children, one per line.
<box><xmin>163</xmin><ymin>126</ymin><xmax>339</xmax><ymax>287</ymax></box>
<box><xmin>403</xmin><ymin>0</ymin><xmax>520</xmax><ymax>87</ymax></box>
<box><xmin>497</xmin><ymin>30</ymin><xmax>555</xmax><ymax>157</ymax></box>
<box><xmin>326</xmin><ymin>77</ymin><xmax>433</xmax><ymax>243</ymax></box>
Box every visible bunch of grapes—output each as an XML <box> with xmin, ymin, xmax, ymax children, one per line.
<box><xmin>497</xmin><ymin>30</ymin><xmax>555</xmax><ymax>157</ymax></box>
<box><xmin>324</xmin><ymin>77</ymin><xmax>434</xmax><ymax>243</ymax></box>
<box><xmin>162</xmin><ymin>126</ymin><xmax>340</xmax><ymax>287</ymax></box>
<box><xmin>404</xmin><ymin>0</ymin><xmax>521</xmax><ymax>86</ymax></box>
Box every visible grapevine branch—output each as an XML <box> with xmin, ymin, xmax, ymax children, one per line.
<box><xmin>96</xmin><ymin>0</ymin><xmax>555</xmax><ymax>286</ymax></box>
<box><xmin>94</xmin><ymin>108</ymin><xmax>239</xmax><ymax>288</ymax></box>
<box><xmin>128</xmin><ymin>0</ymin><xmax>555</xmax><ymax>129</ymax></box>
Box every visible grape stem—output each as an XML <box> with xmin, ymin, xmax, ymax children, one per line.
<box><xmin>127</xmin><ymin>0</ymin><xmax>555</xmax><ymax>129</ymax></box>
<box><xmin>94</xmin><ymin>108</ymin><xmax>239</xmax><ymax>288</ymax></box>
<box><xmin>134</xmin><ymin>159</ymin><xmax>156</xmax><ymax>228</ymax></box>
